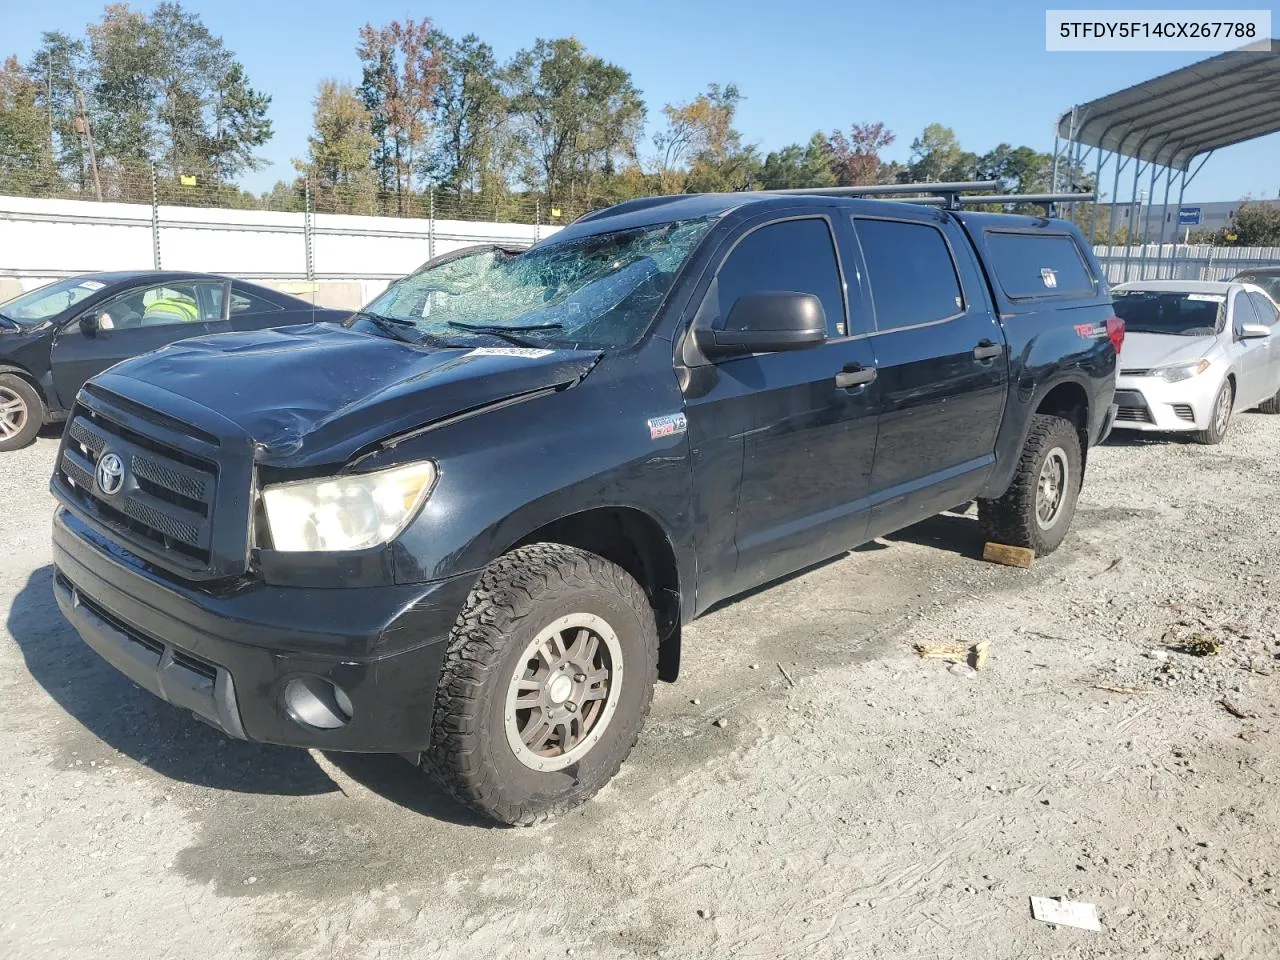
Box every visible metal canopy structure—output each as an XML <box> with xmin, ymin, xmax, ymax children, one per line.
<box><xmin>1053</xmin><ymin>39</ymin><xmax>1280</xmax><ymax>280</ymax></box>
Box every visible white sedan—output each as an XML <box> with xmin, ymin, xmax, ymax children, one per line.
<box><xmin>1111</xmin><ymin>280</ymin><xmax>1280</xmax><ymax>444</ymax></box>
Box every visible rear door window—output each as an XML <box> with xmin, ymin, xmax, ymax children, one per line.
<box><xmin>230</xmin><ymin>290</ymin><xmax>284</xmax><ymax>315</ymax></box>
<box><xmin>853</xmin><ymin>218</ymin><xmax>964</xmax><ymax>331</ymax></box>
<box><xmin>984</xmin><ymin>232</ymin><xmax>1095</xmax><ymax>300</ymax></box>
<box><xmin>715</xmin><ymin>217</ymin><xmax>847</xmax><ymax>336</ymax></box>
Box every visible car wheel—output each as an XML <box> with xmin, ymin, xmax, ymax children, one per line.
<box><xmin>0</xmin><ymin>374</ymin><xmax>45</xmax><ymax>453</ymax></box>
<box><xmin>978</xmin><ymin>413</ymin><xmax>1083</xmax><ymax>556</ymax></box>
<box><xmin>1258</xmin><ymin>386</ymin><xmax>1280</xmax><ymax>415</ymax></box>
<box><xmin>426</xmin><ymin>543</ymin><xmax>658</xmax><ymax>825</ymax></box>
<box><xmin>1194</xmin><ymin>379</ymin><xmax>1234</xmax><ymax>444</ymax></box>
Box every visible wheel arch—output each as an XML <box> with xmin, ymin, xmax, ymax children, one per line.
<box><xmin>0</xmin><ymin>363</ymin><xmax>47</xmax><ymax>406</ymax></box>
<box><xmin>1034</xmin><ymin>380</ymin><xmax>1090</xmax><ymax>457</ymax></box>
<box><xmin>512</xmin><ymin>505</ymin><xmax>684</xmax><ymax>682</ymax></box>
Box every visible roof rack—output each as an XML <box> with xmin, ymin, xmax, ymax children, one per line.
<box><xmin>761</xmin><ymin>180</ymin><xmax>1097</xmax><ymax>214</ymax></box>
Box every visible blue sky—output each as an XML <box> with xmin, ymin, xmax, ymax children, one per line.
<box><xmin>4</xmin><ymin>0</ymin><xmax>1277</xmax><ymax>202</ymax></box>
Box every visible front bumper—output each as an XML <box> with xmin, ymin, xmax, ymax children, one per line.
<box><xmin>1111</xmin><ymin>374</ymin><xmax>1219</xmax><ymax>432</ymax></box>
<box><xmin>52</xmin><ymin>507</ymin><xmax>477</xmax><ymax>752</ymax></box>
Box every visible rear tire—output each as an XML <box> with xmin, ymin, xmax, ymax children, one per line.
<box><xmin>1258</xmin><ymin>387</ymin><xmax>1280</xmax><ymax>415</ymax></box>
<box><xmin>0</xmin><ymin>374</ymin><xmax>44</xmax><ymax>453</ymax></box>
<box><xmin>426</xmin><ymin>543</ymin><xmax>658</xmax><ymax>826</ymax></box>
<box><xmin>1194</xmin><ymin>379</ymin><xmax>1234</xmax><ymax>444</ymax></box>
<box><xmin>978</xmin><ymin>414</ymin><xmax>1082</xmax><ymax>557</ymax></box>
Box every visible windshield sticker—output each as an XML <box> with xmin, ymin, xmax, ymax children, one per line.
<box><xmin>78</xmin><ymin>280</ymin><xmax>105</xmax><ymax>291</ymax></box>
<box><xmin>1187</xmin><ymin>294</ymin><xmax>1226</xmax><ymax>303</ymax></box>
<box><xmin>468</xmin><ymin>347</ymin><xmax>554</xmax><ymax>359</ymax></box>
<box><xmin>1040</xmin><ymin>268</ymin><xmax>1058</xmax><ymax>289</ymax></box>
<box><xmin>647</xmin><ymin>413</ymin><xmax>687</xmax><ymax>440</ymax></box>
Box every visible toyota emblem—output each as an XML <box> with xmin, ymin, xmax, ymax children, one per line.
<box><xmin>96</xmin><ymin>452</ymin><xmax>125</xmax><ymax>496</ymax></box>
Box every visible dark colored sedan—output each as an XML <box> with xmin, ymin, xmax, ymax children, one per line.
<box><xmin>0</xmin><ymin>271</ymin><xmax>350</xmax><ymax>451</ymax></box>
<box><xmin>1232</xmin><ymin>267</ymin><xmax>1280</xmax><ymax>306</ymax></box>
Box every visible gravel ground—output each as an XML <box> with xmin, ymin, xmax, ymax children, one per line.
<box><xmin>2</xmin><ymin>416</ymin><xmax>1278</xmax><ymax>959</ymax></box>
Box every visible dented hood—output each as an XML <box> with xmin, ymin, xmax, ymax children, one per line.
<box><xmin>105</xmin><ymin>323</ymin><xmax>601</xmax><ymax>465</ymax></box>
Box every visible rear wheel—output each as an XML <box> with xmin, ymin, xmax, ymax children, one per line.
<box><xmin>1194</xmin><ymin>379</ymin><xmax>1234</xmax><ymax>444</ymax></box>
<box><xmin>0</xmin><ymin>374</ymin><xmax>44</xmax><ymax>453</ymax></box>
<box><xmin>978</xmin><ymin>414</ymin><xmax>1083</xmax><ymax>556</ymax></box>
<box><xmin>1258</xmin><ymin>386</ymin><xmax>1280</xmax><ymax>415</ymax></box>
<box><xmin>426</xmin><ymin>543</ymin><xmax>658</xmax><ymax>825</ymax></box>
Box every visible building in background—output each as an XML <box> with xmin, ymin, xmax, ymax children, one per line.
<box><xmin>1095</xmin><ymin>198</ymin><xmax>1280</xmax><ymax>242</ymax></box>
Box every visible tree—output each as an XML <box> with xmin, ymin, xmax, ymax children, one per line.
<box><xmin>759</xmin><ymin>132</ymin><xmax>835</xmax><ymax>190</ymax></box>
<box><xmin>297</xmin><ymin>80</ymin><xmax>377</xmax><ymax>211</ymax></box>
<box><xmin>357</xmin><ymin>19</ymin><xmax>441</xmax><ymax>211</ymax></box>
<box><xmin>207</xmin><ymin>61</ymin><xmax>272</xmax><ymax>182</ymax></box>
<box><xmin>431</xmin><ymin>32</ymin><xmax>506</xmax><ymax>196</ymax></box>
<box><xmin>146</xmin><ymin>3</ymin><xmax>271</xmax><ymax>180</ymax></box>
<box><xmin>826</xmin><ymin>122</ymin><xmax>895</xmax><ymax>185</ymax></box>
<box><xmin>87</xmin><ymin>3</ymin><xmax>159</xmax><ymax>165</ymax></box>
<box><xmin>26</xmin><ymin>31</ymin><xmax>92</xmax><ymax>187</ymax></box>
<box><xmin>908</xmin><ymin>123</ymin><xmax>976</xmax><ymax>182</ymax></box>
<box><xmin>85</xmin><ymin>3</ymin><xmax>270</xmax><ymax>181</ymax></box>
<box><xmin>0</xmin><ymin>56</ymin><xmax>58</xmax><ymax>194</ymax></box>
<box><xmin>1217</xmin><ymin>201</ymin><xmax>1280</xmax><ymax>246</ymax></box>
<box><xmin>506</xmin><ymin>38</ymin><xmax>645</xmax><ymax>205</ymax></box>
<box><xmin>975</xmin><ymin>143</ymin><xmax>1050</xmax><ymax>194</ymax></box>
<box><xmin>651</xmin><ymin>82</ymin><xmax>761</xmax><ymax>193</ymax></box>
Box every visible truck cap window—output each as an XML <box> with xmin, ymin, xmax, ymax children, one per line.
<box><xmin>984</xmin><ymin>232</ymin><xmax>1094</xmax><ymax>300</ymax></box>
<box><xmin>361</xmin><ymin>217</ymin><xmax>716</xmax><ymax>349</ymax></box>
<box><xmin>715</xmin><ymin>217</ymin><xmax>847</xmax><ymax>336</ymax></box>
<box><xmin>854</xmin><ymin>218</ymin><xmax>963</xmax><ymax>331</ymax></box>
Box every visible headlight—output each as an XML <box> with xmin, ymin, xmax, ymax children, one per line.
<box><xmin>1151</xmin><ymin>359</ymin><xmax>1210</xmax><ymax>382</ymax></box>
<box><xmin>261</xmin><ymin>462</ymin><xmax>436</xmax><ymax>552</ymax></box>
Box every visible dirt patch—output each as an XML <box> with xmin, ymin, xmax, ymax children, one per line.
<box><xmin>3</xmin><ymin>413</ymin><xmax>1279</xmax><ymax>959</ymax></box>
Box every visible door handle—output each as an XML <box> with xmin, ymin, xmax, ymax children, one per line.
<box><xmin>835</xmin><ymin>363</ymin><xmax>877</xmax><ymax>389</ymax></box>
<box><xmin>973</xmin><ymin>339</ymin><xmax>1004</xmax><ymax>360</ymax></box>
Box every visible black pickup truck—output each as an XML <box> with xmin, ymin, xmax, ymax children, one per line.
<box><xmin>49</xmin><ymin>190</ymin><xmax>1120</xmax><ymax>825</ymax></box>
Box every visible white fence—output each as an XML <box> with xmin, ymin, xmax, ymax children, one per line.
<box><xmin>5</xmin><ymin>194</ymin><xmax>1279</xmax><ymax>308</ymax></box>
<box><xmin>0</xmin><ymin>195</ymin><xmax>559</xmax><ymax>308</ymax></box>
<box><xmin>1093</xmin><ymin>244</ymin><xmax>1280</xmax><ymax>284</ymax></box>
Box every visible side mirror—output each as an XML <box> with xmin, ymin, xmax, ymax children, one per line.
<box><xmin>79</xmin><ymin>313</ymin><xmax>102</xmax><ymax>336</ymax></box>
<box><xmin>701</xmin><ymin>291</ymin><xmax>827</xmax><ymax>359</ymax></box>
<box><xmin>1239</xmin><ymin>322</ymin><xmax>1270</xmax><ymax>340</ymax></box>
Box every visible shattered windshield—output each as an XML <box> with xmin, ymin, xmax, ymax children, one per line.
<box><xmin>361</xmin><ymin>217</ymin><xmax>715</xmax><ymax>349</ymax></box>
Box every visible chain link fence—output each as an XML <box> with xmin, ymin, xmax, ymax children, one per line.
<box><xmin>0</xmin><ymin>162</ymin><xmax>603</xmax><ymax>227</ymax></box>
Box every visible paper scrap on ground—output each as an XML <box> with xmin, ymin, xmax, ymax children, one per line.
<box><xmin>1030</xmin><ymin>896</ymin><xmax>1102</xmax><ymax>932</ymax></box>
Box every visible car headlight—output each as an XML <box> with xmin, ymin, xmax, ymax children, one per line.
<box><xmin>261</xmin><ymin>462</ymin><xmax>436</xmax><ymax>552</ymax></box>
<box><xmin>1151</xmin><ymin>358</ymin><xmax>1210</xmax><ymax>382</ymax></box>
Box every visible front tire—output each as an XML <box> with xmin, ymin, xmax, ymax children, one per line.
<box><xmin>978</xmin><ymin>414</ymin><xmax>1083</xmax><ymax>557</ymax></box>
<box><xmin>0</xmin><ymin>374</ymin><xmax>44</xmax><ymax>452</ymax></box>
<box><xmin>426</xmin><ymin>543</ymin><xmax>658</xmax><ymax>825</ymax></box>
<box><xmin>1194</xmin><ymin>379</ymin><xmax>1234</xmax><ymax>444</ymax></box>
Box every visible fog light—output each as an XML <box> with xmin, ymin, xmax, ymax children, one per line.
<box><xmin>283</xmin><ymin>676</ymin><xmax>353</xmax><ymax>729</ymax></box>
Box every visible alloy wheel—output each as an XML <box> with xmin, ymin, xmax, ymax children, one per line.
<box><xmin>1035</xmin><ymin>446</ymin><xmax>1069</xmax><ymax>531</ymax></box>
<box><xmin>504</xmin><ymin>613</ymin><xmax>623</xmax><ymax>772</ymax></box>
<box><xmin>0</xmin><ymin>387</ymin><xmax>28</xmax><ymax>441</ymax></box>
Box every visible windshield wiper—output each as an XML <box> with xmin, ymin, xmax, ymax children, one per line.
<box><xmin>446</xmin><ymin>320</ymin><xmax>563</xmax><ymax>348</ymax></box>
<box><xmin>351</xmin><ymin>310</ymin><xmax>425</xmax><ymax>344</ymax></box>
